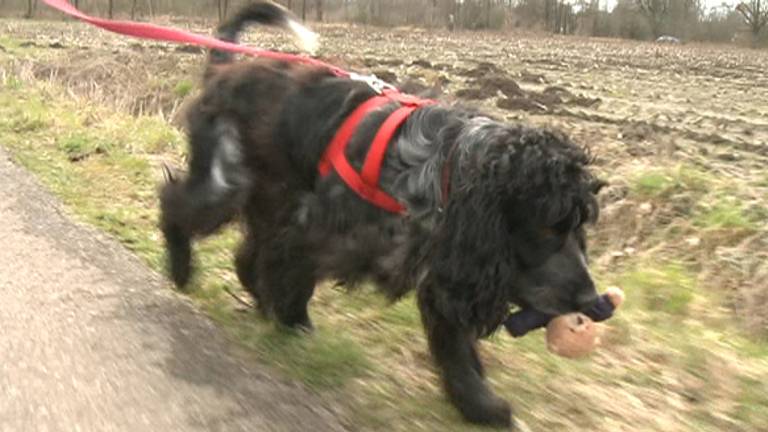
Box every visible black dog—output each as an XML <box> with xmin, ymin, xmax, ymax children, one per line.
<box><xmin>160</xmin><ymin>2</ymin><xmax>603</xmax><ymax>427</ymax></box>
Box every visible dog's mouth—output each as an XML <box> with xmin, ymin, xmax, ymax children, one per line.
<box><xmin>512</xmin><ymin>295</ymin><xmax>585</xmax><ymax>317</ymax></box>
<box><xmin>511</xmin><ymin>299</ymin><xmax>559</xmax><ymax>317</ymax></box>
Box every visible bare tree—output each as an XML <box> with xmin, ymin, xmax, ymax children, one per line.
<box><xmin>24</xmin><ymin>0</ymin><xmax>36</xmax><ymax>18</ymax></box>
<box><xmin>453</xmin><ymin>0</ymin><xmax>462</xmax><ymax>29</ymax></box>
<box><xmin>108</xmin><ymin>0</ymin><xmax>114</xmax><ymax>18</ymax></box>
<box><xmin>218</xmin><ymin>0</ymin><xmax>230</xmax><ymax>21</ymax></box>
<box><xmin>302</xmin><ymin>0</ymin><xmax>307</xmax><ymax>20</ymax></box>
<box><xmin>131</xmin><ymin>0</ymin><xmax>138</xmax><ymax>19</ymax></box>
<box><xmin>428</xmin><ymin>0</ymin><xmax>438</xmax><ymax>27</ymax></box>
<box><xmin>545</xmin><ymin>0</ymin><xmax>553</xmax><ymax>30</ymax></box>
<box><xmin>636</xmin><ymin>0</ymin><xmax>670</xmax><ymax>38</ymax></box>
<box><xmin>736</xmin><ymin>1</ymin><xmax>768</xmax><ymax>42</ymax></box>
<box><xmin>316</xmin><ymin>0</ymin><xmax>323</xmax><ymax>21</ymax></box>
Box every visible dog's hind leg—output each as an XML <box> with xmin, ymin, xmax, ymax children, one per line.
<box><xmin>418</xmin><ymin>290</ymin><xmax>513</xmax><ymax>427</ymax></box>
<box><xmin>159</xmin><ymin>114</ymin><xmax>249</xmax><ymax>288</ymax></box>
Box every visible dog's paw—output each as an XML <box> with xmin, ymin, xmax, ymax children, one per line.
<box><xmin>276</xmin><ymin>313</ymin><xmax>314</xmax><ymax>334</ymax></box>
<box><xmin>463</xmin><ymin>392</ymin><xmax>512</xmax><ymax>428</ymax></box>
<box><xmin>449</xmin><ymin>379</ymin><xmax>513</xmax><ymax>428</ymax></box>
<box><xmin>293</xmin><ymin>321</ymin><xmax>315</xmax><ymax>334</ymax></box>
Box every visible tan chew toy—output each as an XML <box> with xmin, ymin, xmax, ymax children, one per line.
<box><xmin>545</xmin><ymin>313</ymin><xmax>598</xmax><ymax>358</ymax></box>
<box><xmin>545</xmin><ymin>287</ymin><xmax>625</xmax><ymax>358</ymax></box>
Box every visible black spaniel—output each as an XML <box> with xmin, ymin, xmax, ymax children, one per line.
<box><xmin>159</xmin><ymin>2</ymin><xmax>603</xmax><ymax>427</ymax></box>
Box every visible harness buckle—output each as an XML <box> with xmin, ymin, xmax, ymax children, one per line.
<box><xmin>349</xmin><ymin>73</ymin><xmax>396</xmax><ymax>94</ymax></box>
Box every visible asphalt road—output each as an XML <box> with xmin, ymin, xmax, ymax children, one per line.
<box><xmin>0</xmin><ymin>147</ymin><xmax>349</xmax><ymax>432</ymax></box>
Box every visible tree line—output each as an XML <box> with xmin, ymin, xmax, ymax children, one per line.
<box><xmin>3</xmin><ymin>0</ymin><xmax>766</xmax><ymax>46</ymax></box>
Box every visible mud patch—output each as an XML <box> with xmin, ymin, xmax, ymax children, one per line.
<box><xmin>519</xmin><ymin>70</ymin><xmax>548</xmax><ymax>84</ymax></box>
<box><xmin>620</xmin><ymin>122</ymin><xmax>657</xmax><ymax>142</ymax></box>
<box><xmin>455</xmin><ymin>67</ymin><xmax>600</xmax><ymax>112</ymax></box>
<box><xmin>456</xmin><ymin>74</ymin><xmax>523</xmax><ymax>100</ymax></box>
<box><xmin>497</xmin><ymin>96</ymin><xmax>549</xmax><ymax>112</ymax></box>
<box><xmin>457</xmin><ymin>61</ymin><xmax>503</xmax><ymax>78</ymax></box>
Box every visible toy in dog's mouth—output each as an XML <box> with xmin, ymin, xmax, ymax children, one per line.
<box><xmin>504</xmin><ymin>287</ymin><xmax>625</xmax><ymax>358</ymax></box>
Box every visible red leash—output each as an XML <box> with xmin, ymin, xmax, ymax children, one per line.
<box><xmin>41</xmin><ymin>0</ymin><xmax>350</xmax><ymax>77</ymax></box>
<box><xmin>43</xmin><ymin>0</ymin><xmax>441</xmax><ymax>215</ymax></box>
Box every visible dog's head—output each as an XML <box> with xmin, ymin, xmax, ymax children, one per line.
<box><xmin>428</xmin><ymin>119</ymin><xmax>603</xmax><ymax>332</ymax></box>
<box><xmin>495</xmin><ymin>127</ymin><xmax>603</xmax><ymax>317</ymax></box>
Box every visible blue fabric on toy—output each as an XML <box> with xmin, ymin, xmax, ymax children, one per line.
<box><xmin>504</xmin><ymin>293</ymin><xmax>617</xmax><ymax>338</ymax></box>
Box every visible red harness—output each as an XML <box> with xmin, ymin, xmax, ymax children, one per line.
<box><xmin>43</xmin><ymin>0</ymin><xmax>441</xmax><ymax>215</ymax></box>
<box><xmin>318</xmin><ymin>90</ymin><xmax>435</xmax><ymax>214</ymax></box>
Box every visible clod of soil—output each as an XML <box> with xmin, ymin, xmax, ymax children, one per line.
<box><xmin>363</xmin><ymin>57</ymin><xmax>403</xmax><ymax>67</ymax></box>
<box><xmin>520</xmin><ymin>70</ymin><xmax>548</xmax><ymax>83</ymax></box>
<box><xmin>456</xmin><ymin>87</ymin><xmax>497</xmax><ymax>100</ymax></box>
<box><xmin>410</xmin><ymin>59</ymin><xmax>432</xmax><ymax>68</ymax></box>
<box><xmin>458</xmin><ymin>61</ymin><xmax>503</xmax><ymax>78</ymax></box>
<box><xmin>619</xmin><ymin>122</ymin><xmax>657</xmax><ymax>142</ymax></box>
<box><xmin>371</xmin><ymin>70</ymin><xmax>398</xmax><ymax>85</ymax></box>
<box><xmin>399</xmin><ymin>79</ymin><xmax>440</xmax><ymax>97</ymax></box>
<box><xmin>543</xmin><ymin>86</ymin><xmax>572</xmax><ymax>98</ymax></box>
<box><xmin>529</xmin><ymin>91</ymin><xmax>562</xmax><ymax>107</ymax></box>
<box><xmin>432</xmin><ymin>63</ymin><xmax>454</xmax><ymax>71</ymax></box>
<box><xmin>174</xmin><ymin>45</ymin><xmax>204</xmax><ymax>54</ymax></box>
<box><xmin>543</xmin><ymin>86</ymin><xmax>602</xmax><ymax>107</ymax></box>
<box><xmin>497</xmin><ymin>97</ymin><xmax>549</xmax><ymax>112</ymax></box>
<box><xmin>570</xmin><ymin>95</ymin><xmax>602</xmax><ymax>107</ymax></box>
<box><xmin>456</xmin><ymin>74</ymin><xmax>524</xmax><ymax>101</ymax></box>
<box><xmin>479</xmin><ymin>75</ymin><xmax>524</xmax><ymax>98</ymax></box>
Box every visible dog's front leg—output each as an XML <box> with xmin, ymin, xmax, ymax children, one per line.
<box><xmin>418</xmin><ymin>294</ymin><xmax>513</xmax><ymax>428</ymax></box>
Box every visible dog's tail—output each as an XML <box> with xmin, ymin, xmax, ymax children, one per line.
<box><xmin>159</xmin><ymin>115</ymin><xmax>250</xmax><ymax>288</ymax></box>
<box><xmin>209</xmin><ymin>1</ymin><xmax>319</xmax><ymax>65</ymax></box>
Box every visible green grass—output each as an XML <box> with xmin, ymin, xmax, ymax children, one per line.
<box><xmin>0</xmin><ymin>35</ymin><xmax>24</xmax><ymax>53</ymax></box>
<box><xmin>173</xmin><ymin>79</ymin><xmax>195</xmax><ymax>98</ymax></box>
<box><xmin>617</xmin><ymin>261</ymin><xmax>696</xmax><ymax>316</ymax></box>
<box><xmin>758</xmin><ymin>173</ymin><xmax>768</xmax><ymax>188</ymax></box>
<box><xmin>694</xmin><ymin>196</ymin><xmax>758</xmax><ymax>231</ymax></box>
<box><xmin>632</xmin><ymin>171</ymin><xmax>675</xmax><ymax>197</ymax></box>
<box><xmin>57</xmin><ymin>131</ymin><xmax>111</xmax><ymax>160</ymax></box>
<box><xmin>244</xmin><ymin>325</ymin><xmax>371</xmax><ymax>389</ymax></box>
<box><xmin>630</xmin><ymin>165</ymin><xmax>712</xmax><ymax>200</ymax></box>
<box><xmin>734</xmin><ymin>377</ymin><xmax>768</xmax><ymax>426</ymax></box>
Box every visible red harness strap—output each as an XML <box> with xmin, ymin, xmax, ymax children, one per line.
<box><xmin>319</xmin><ymin>91</ymin><xmax>435</xmax><ymax>214</ymax></box>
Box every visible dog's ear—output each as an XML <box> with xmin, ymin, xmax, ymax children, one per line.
<box><xmin>425</xmin><ymin>184</ymin><xmax>514</xmax><ymax>336</ymax></box>
<box><xmin>161</xmin><ymin>163</ymin><xmax>177</xmax><ymax>184</ymax></box>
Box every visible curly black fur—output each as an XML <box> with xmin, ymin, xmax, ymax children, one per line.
<box><xmin>159</xmin><ymin>2</ymin><xmax>604</xmax><ymax>427</ymax></box>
